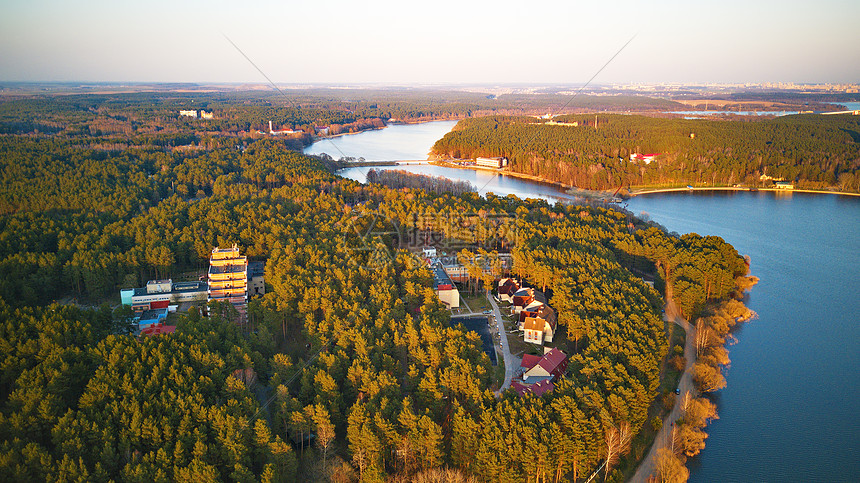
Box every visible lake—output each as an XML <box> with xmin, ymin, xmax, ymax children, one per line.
<box><xmin>303</xmin><ymin>120</ymin><xmax>458</xmax><ymax>161</ymax></box>
<box><xmin>627</xmin><ymin>192</ymin><xmax>860</xmax><ymax>482</ymax></box>
<box><xmin>308</xmin><ymin>120</ymin><xmax>860</xmax><ymax>482</ymax></box>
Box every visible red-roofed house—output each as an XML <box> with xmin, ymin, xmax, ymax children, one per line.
<box><xmin>512</xmin><ymin>288</ymin><xmax>535</xmax><ymax>314</ymax></box>
<box><xmin>498</xmin><ymin>278</ymin><xmax>520</xmax><ymax>303</ymax></box>
<box><xmin>520</xmin><ymin>353</ymin><xmax>542</xmax><ymax>371</ymax></box>
<box><xmin>523</xmin><ymin>348</ymin><xmax>568</xmax><ymax>383</ymax></box>
<box><xmin>512</xmin><ymin>348</ymin><xmax>568</xmax><ymax>396</ymax></box>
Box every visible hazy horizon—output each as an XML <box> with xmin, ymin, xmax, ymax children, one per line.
<box><xmin>2</xmin><ymin>0</ymin><xmax>858</xmax><ymax>85</ymax></box>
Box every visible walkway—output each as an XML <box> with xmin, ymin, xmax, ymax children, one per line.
<box><xmin>629</xmin><ymin>288</ymin><xmax>697</xmax><ymax>483</ymax></box>
<box><xmin>488</xmin><ymin>291</ymin><xmax>517</xmax><ymax>394</ymax></box>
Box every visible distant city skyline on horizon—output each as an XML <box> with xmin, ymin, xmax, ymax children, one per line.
<box><xmin>1</xmin><ymin>0</ymin><xmax>858</xmax><ymax>85</ymax></box>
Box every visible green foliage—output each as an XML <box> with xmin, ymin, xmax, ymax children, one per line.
<box><xmin>432</xmin><ymin>114</ymin><xmax>860</xmax><ymax>192</ymax></box>
<box><xmin>0</xmin><ymin>302</ymin><xmax>296</xmax><ymax>481</ymax></box>
<box><xmin>0</xmin><ymin>94</ymin><xmax>752</xmax><ymax>482</ymax></box>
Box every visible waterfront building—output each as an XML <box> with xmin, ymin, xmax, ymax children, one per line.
<box><xmin>268</xmin><ymin>120</ymin><xmax>299</xmax><ymax>135</ymax></box>
<box><xmin>630</xmin><ymin>153</ymin><xmax>659</xmax><ymax>165</ymax></box>
<box><xmin>476</xmin><ymin>156</ymin><xmax>509</xmax><ymax>169</ymax></box>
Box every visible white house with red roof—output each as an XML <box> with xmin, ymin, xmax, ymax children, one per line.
<box><xmin>512</xmin><ymin>348</ymin><xmax>568</xmax><ymax>396</ymax></box>
<box><xmin>497</xmin><ymin>278</ymin><xmax>520</xmax><ymax>303</ymax></box>
<box><xmin>630</xmin><ymin>153</ymin><xmax>660</xmax><ymax>165</ymax></box>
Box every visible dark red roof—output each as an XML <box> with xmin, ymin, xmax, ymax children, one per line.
<box><xmin>511</xmin><ymin>381</ymin><xmax>529</xmax><ymax>397</ymax></box>
<box><xmin>513</xmin><ymin>295</ymin><xmax>534</xmax><ymax>307</ymax></box>
<box><xmin>519</xmin><ymin>310</ymin><xmax>537</xmax><ymax>323</ymax></box>
<box><xmin>537</xmin><ymin>348</ymin><xmax>567</xmax><ymax>375</ymax></box>
<box><xmin>529</xmin><ymin>379</ymin><xmax>555</xmax><ymax>397</ymax></box>
<box><xmin>499</xmin><ymin>279</ymin><xmax>519</xmax><ymax>295</ymax></box>
<box><xmin>141</xmin><ymin>324</ymin><xmax>177</xmax><ymax>337</ymax></box>
<box><xmin>521</xmin><ymin>354</ymin><xmax>542</xmax><ymax>370</ymax></box>
<box><xmin>511</xmin><ymin>379</ymin><xmax>555</xmax><ymax>397</ymax></box>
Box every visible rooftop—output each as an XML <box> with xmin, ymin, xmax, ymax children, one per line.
<box><xmin>249</xmin><ymin>261</ymin><xmax>265</xmax><ymax>277</ymax></box>
<box><xmin>523</xmin><ymin>317</ymin><xmax>545</xmax><ymax>331</ymax></box>
<box><xmin>131</xmin><ymin>281</ymin><xmax>207</xmax><ymax>298</ymax></box>
<box><xmin>537</xmin><ymin>348</ymin><xmax>567</xmax><ymax>374</ymax></box>
<box><xmin>139</xmin><ymin>308</ymin><xmax>168</xmax><ymax>322</ymax></box>
<box><xmin>433</xmin><ymin>263</ymin><xmax>456</xmax><ymax>290</ymax></box>
<box><xmin>521</xmin><ymin>354</ymin><xmax>542</xmax><ymax>370</ymax></box>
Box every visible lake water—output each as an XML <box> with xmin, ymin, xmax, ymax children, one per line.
<box><xmin>303</xmin><ymin>120</ymin><xmax>458</xmax><ymax>161</ymax></box>
<box><xmin>310</xmin><ymin>121</ymin><xmax>860</xmax><ymax>481</ymax></box>
<box><xmin>627</xmin><ymin>192</ymin><xmax>860</xmax><ymax>482</ymax></box>
<box><xmin>340</xmin><ymin>163</ymin><xmax>577</xmax><ymax>204</ymax></box>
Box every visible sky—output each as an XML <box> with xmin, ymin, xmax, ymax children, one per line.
<box><xmin>1</xmin><ymin>0</ymin><xmax>858</xmax><ymax>85</ymax></box>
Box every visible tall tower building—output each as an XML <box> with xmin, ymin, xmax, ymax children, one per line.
<box><xmin>208</xmin><ymin>245</ymin><xmax>248</xmax><ymax>319</ymax></box>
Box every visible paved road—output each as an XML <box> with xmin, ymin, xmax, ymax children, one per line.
<box><xmin>629</xmin><ymin>289</ymin><xmax>697</xmax><ymax>483</ymax></box>
<box><xmin>488</xmin><ymin>292</ymin><xmax>517</xmax><ymax>394</ymax></box>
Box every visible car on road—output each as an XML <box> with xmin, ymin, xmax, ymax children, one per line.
<box><xmin>483</xmin><ymin>310</ymin><xmax>492</xmax><ymax>314</ymax></box>
<box><xmin>674</xmin><ymin>388</ymin><xmax>681</xmax><ymax>394</ymax></box>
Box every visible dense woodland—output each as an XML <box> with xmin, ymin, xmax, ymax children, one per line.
<box><xmin>0</xmin><ymin>94</ymin><xmax>752</xmax><ymax>482</ymax></box>
<box><xmin>431</xmin><ymin>115</ymin><xmax>860</xmax><ymax>192</ymax></box>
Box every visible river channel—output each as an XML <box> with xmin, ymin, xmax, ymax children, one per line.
<box><xmin>306</xmin><ymin>120</ymin><xmax>860</xmax><ymax>482</ymax></box>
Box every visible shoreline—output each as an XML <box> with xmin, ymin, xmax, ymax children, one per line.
<box><xmin>426</xmin><ymin>160</ymin><xmax>860</xmax><ymax>199</ymax></box>
<box><xmin>629</xmin><ymin>186</ymin><xmax>860</xmax><ymax>198</ymax></box>
<box><xmin>630</xmin><ymin>278</ymin><xmax>758</xmax><ymax>482</ymax></box>
<box><xmin>312</xmin><ymin>117</ymin><xmax>461</xmax><ymax>142</ymax></box>
<box><xmin>428</xmin><ymin>160</ymin><xmax>578</xmax><ymax>191</ymax></box>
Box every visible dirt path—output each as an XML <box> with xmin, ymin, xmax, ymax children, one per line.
<box><xmin>629</xmin><ymin>288</ymin><xmax>697</xmax><ymax>483</ymax></box>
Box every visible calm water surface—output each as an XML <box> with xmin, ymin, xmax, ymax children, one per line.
<box><xmin>304</xmin><ymin>120</ymin><xmax>458</xmax><ymax>161</ymax></box>
<box><xmin>627</xmin><ymin>192</ymin><xmax>860</xmax><ymax>482</ymax></box>
<box><xmin>313</xmin><ymin>121</ymin><xmax>860</xmax><ymax>482</ymax></box>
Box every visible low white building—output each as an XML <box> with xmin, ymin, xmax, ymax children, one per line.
<box><xmin>179</xmin><ymin>110</ymin><xmax>198</xmax><ymax>118</ymax></box>
<box><xmin>476</xmin><ymin>157</ymin><xmax>509</xmax><ymax>169</ymax></box>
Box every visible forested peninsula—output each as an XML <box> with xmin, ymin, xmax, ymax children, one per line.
<box><xmin>431</xmin><ymin>114</ymin><xmax>860</xmax><ymax>193</ymax></box>
<box><xmin>1</xmin><ymin>93</ymin><xmax>754</xmax><ymax>482</ymax></box>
